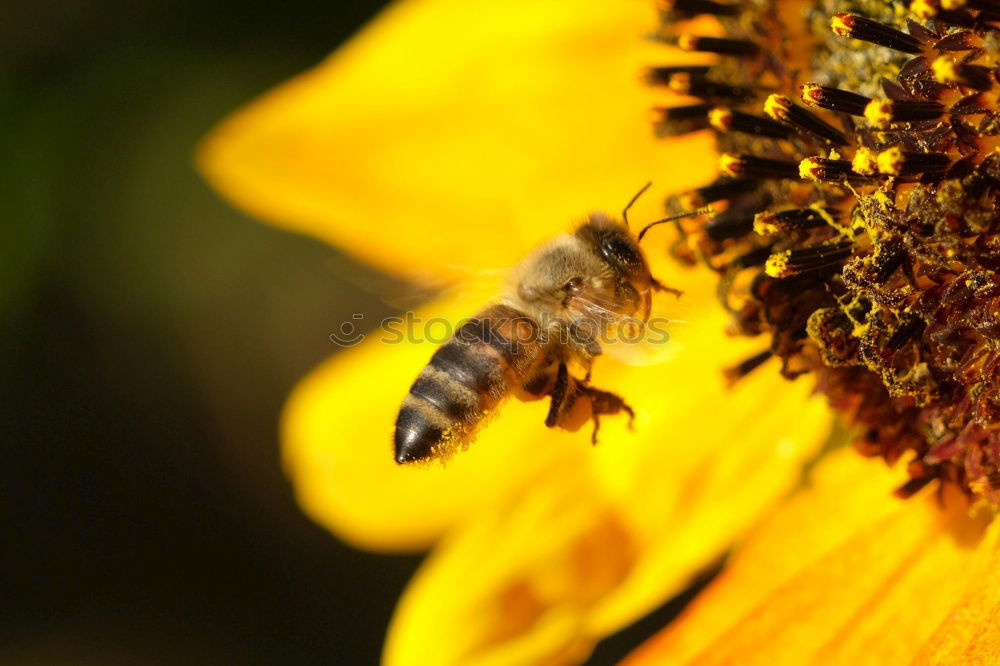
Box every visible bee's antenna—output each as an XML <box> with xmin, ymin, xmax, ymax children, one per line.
<box><xmin>637</xmin><ymin>206</ymin><xmax>714</xmax><ymax>243</ymax></box>
<box><xmin>622</xmin><ymin>181</ymin><xmax>653</xmax><ymax>227</ymax></box>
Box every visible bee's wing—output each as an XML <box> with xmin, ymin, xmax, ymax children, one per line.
<box><xmin>428</xmin><ymin>266</ymin><xmax>512</xmax><ymax>311</ymax></box>
<box><xmin>326</xmin><ymin>252</ymin><xmax>512</xmax><ymax>311</ymax></box>
<box><xmin>326</xmin><ymin>206</ymin><xmax>537</xmax><ymax>310</ymax></box>
<box><xmin>569</xmin><ymin>287</ymin><xmax>690</xmax><ymax>367</ymax></box>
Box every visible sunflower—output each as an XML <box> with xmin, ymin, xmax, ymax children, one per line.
<box><xmin>198</xmin><ymin>0</ymin><xmax>1000</xmax><ymax>664</ymax></box>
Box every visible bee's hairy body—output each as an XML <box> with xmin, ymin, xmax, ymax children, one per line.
<box><xmin>394</xmin><ymin>212</ymin><xmax>665</xmax><ymax>464</ymax></box>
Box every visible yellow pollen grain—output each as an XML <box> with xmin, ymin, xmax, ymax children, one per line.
<box><xmin>815</xmin><ymin>203</ymin><xmax>838</xmax><ymax>225</ymax></box>
<box><xmin>708</xmin><ymin>107</ymin><xmax>732</xmax><ymax>132</ymax></box>
<box><xmin>874</xmin><ymin>190</ymin><xmax>896</xmax><ymax>209</ymax></box>
<box><xmin>830</xmin><ymin>14</ymin><xmax>851</xmax><ymax>37</ymax></box>
<box><xmin>800</xmin><ymin>82</ymin><xmax>822</xmax><ymax>107</ymax></box>
<box><xmin>877</xmin><ymin>147</ymin><xmax>905</xmax><ymax>175</ymax></box>
<box><xmin>852</xmin><ymin>148</ymin><xmax>878</xmax><ymax>175</ymax></box>
<box><xmin>932</xmin><ymin>56</ymin><xmax>960</xmax><ymax>84</ymax></box>
<box><xmin>911</xmin><ymin>0</ymin><xmax>938</xmax><ymax>18</ymax></box>
<box><xmin>799</xmin><ymin>157</ymin><xmax>821</xmax><ymax>181</ymax></box>
<box><xmin>667</xmin><ymin>73</ymin><xmax>691</xmax><ymax>95</ymax></box>
<box><xmin>941</xmin><ymin>0</ymin><xmax>965</xmax><ymax>9</ymax></box>
<box><xmin>753</xmin><ymin>212</ymin><xmax>779</xmax><ymax>235</ymax></box>
<box><xmin>765</xmin><ymin>252</ymin><xmax>791</xmax><ymax>278</ymax></box>
<box><xmin>719</xmin><ymin>153</ymin><xmax>741</xmax><ymax>177</ymax></box>
<box><xmin>677</xmin><ymin>33</ymin><xmax>697</xmax><ymax>51</ymax></box>
<box><xmin>764</xmin><ymin>94</ymin><xmax>791</xmax><ymax>121</ymax></box>
<box><xmin>865</xmin><ymin>99</ymin><xmax>893</xmax><ymax>129</ymax></box>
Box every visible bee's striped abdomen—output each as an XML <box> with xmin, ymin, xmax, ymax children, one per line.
<box><xmin>394</xmin><ymin>304</ymin><xmax>540</xmax><ymax>463</ymax></box>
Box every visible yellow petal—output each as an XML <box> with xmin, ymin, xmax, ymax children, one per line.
<box><xmin>383</xmin><ymin>292</ymin><xmax>831</xmax><ymax>665</ymax></box>
<box><xmin>197</xmin><ymin>0</ymin><xmax>717</xmax><ymax>283</ymax></box>
<box><xmin>384</xmin><ymin>454</ymin><xmax>629</xmax><ymax>666</ymax></box>
<box><xmin>911</xmin><ymin>535</ymin><xmax>1000</xmax><ymax>665</ymax></box>
<box><xmin>624</xmin><ymin>450</ymin><xmax>999</xmax><ymax>666</ymax></box>
<box><xmin>582</xmin><ymin>317</ymin><xmax>832</xmax><ymax>635</ymax></box>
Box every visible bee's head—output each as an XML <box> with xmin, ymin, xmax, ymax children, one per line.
<box><xmin>574</xmin><ymin>212</ymin><xmax>653</xmax><ymax>285</ymax></box>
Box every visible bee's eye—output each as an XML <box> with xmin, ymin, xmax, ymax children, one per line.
<box><xmin>565</xmin><ymin>277</ymin><xmax>583</xmax><ymax>293</ymax></box>
<box><xmin>600</xmin><ymin>237</ymin><xmax>643</xmax><ymax>273</ymax></box>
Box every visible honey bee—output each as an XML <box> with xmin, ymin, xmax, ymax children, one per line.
<box><xmin>394</xmin><ymin>185</ymin><xmax>705</xmax><ymax>464</ymax></box>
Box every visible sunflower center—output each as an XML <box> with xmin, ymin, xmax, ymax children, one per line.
<box><xmin>651</xmin><ymin>0</ymin><xmax>1000</xmax><ymax>502</ymax></box>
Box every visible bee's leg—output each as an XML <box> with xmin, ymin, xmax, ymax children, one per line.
<box><xmin>521</xmin><ymin>369</ymin><xmax>550</xmax><ymax>397</ymax></box>
<box><xmin>579</xmin><ymin>385</ymin><xmax>635</xmax><ymax>445</ymax></box>
<box><xmin>570</xmin><ymin>321</ymin><xmax>603</xmax><ymax>360</ymax></box>
<box><xmin>651</xmin><ymin>277</ymin><xmax>683</xmax><ymax>299</ymax></box>
<box><xmin>544</xmin><ymin>362</ymin><xmax>570</xmax><ymax>428</ymax></box>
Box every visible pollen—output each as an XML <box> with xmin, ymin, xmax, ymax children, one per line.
<box><xmin>829</xmin><ymin>13</ymin><xmax>852</xmax><ymax>38</ymax></box>
<box><xmin>708</xmin><ymin>107</ymin><xmax>732</xmax><ymax>132</ymax></box>
<box><xmin>649</xmin><ymin>0</ymin><xmax>1000</xmax><ymax>503</ymax></box>
<box><xmin>763</xmin><ymin>94</ymin><xmax>790</xmax><ymax>121</ymax></box>
<box><xmin>911</xmin><ymin>0</ymin><xmax>939</xmax><ymax>18</ymax></box>
<box><xmin>876</xmin><ymin>147</ymin><xmax>905</xmax><ymax>176</ymax></box>
<box><xmin>851</xmin><ymin>148</ymin><xmax>877</xmax><ymax>176</ymax></box>
<box><xmin>764</xmin><ymin>251</ymin><xmax>790</xmax><ymax>278</ymax></box>
<box><xmin>863</xmin><ymin>99</ymin><xmax>893</xmax><ymax>129</ymax></box>
<box><xmin>798</xmin><ymin>157</ymin><xmax>821</xmax><ymax>181</ymax></box>
<box><xmin>931</xmin><ymin>56</ymin><xmax>960</xmax><ymax>84</ymax></box>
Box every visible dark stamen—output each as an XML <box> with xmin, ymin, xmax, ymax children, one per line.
<box><xmin>720</xmin><ymin>153</ymin><xmax>801</xmax><ymax>179</ymax></box>
<box><xmin>724</xmin><ymin>349</ymin><xmax>773</xmax><ymax>385</ymax></box>
<box><xmin>864</xmin><ymin>98</ymin><xmax>945</xmax><ymax>128</ymax></box>
<box><xmin>731</xmin><ymin>244</ymin><xmax>775</xmax><ymax>270</ymax></box>
<box><xmin>830</xmin><ymin>13</ymin><xmax>923</xmax><ymax>54</ymax></box>
<box><xmin>705</xmin><ymin>209</ymin><xmax>756</xmax><ymax>241</ymax></box>
<box><xmin>765</xmin><ymin>94</ymin><xmax>849</xmax><ymax>145</ymax></box>
<box><xmin>678</xmin><ymin>178</ymin><xmax>757</xmax><ymax>209</ymax></box>
<box><xmin>876</xmin><ymin>147</ymin><xmax>951</xmax><ymax>175</ymax></box>
<box><xmin>931</xmin><ymin>57</ymin><xmax>993</xmax><ymax>90</ymax></box>
<box><xmin>799</xmin><ymin>157</ymin><xmax>872</xmax><ymax>182</ymax></box>
<box><xmin>754</xmin><ymin>207</ymin><xmax>835</xmax><ymax>235</ymax></box>
<box><xmin>650</xmin><ymin>104</ymin><xmax>712</xmax><ymax>136</ymax></box>
<box><xmin>708</xmin><ymin>107</ymin><xmax>792</xmax><ymax>138</ymax></box>
<box><xmin>678</xmin><ymin>34</ymin><xmax>760</xmax><ymax>56</ymax></box>
<box><xmin>800</xmin><ymin>83</ymin><xmax>872</xmax><ymax>116</ymax></box>
<box><xmin>644</xmin><ymin>65</ymin><xmax>713</xmax><ymax>86</ymax></box>
<box><xmin>668</xmin><ymin>73</ymin><xmax>754</xmax><ymax>101</ymax></box>
<box><xmin>657</xmin><ymin>0</ymin><xmax>741</xmax><ymax>17</ymax></box>
<box><xmin>765</xmin><ymin>240</ymin><xmax>855</xmax><ymax>278</ymax></box>
<box><xmin>894</xmin><ymin>475</ymin><xmax>936</xmax><ymax>499</ymax></box>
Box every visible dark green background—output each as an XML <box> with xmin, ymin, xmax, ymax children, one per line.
<box><xmin>0</xmin><ymin>2</ymin><xmax>414</xmax><ymax>663</ymax></box>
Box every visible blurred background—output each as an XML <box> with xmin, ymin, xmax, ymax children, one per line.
<box><xmin>0</xmin><ymin>1</ymin><xmax>415</xmax><ymax>663</ymax></box>
<box><xmin>0</xmin><ymin>2</ymin><xmax>706</xmax><ymax>663</ymax></box>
